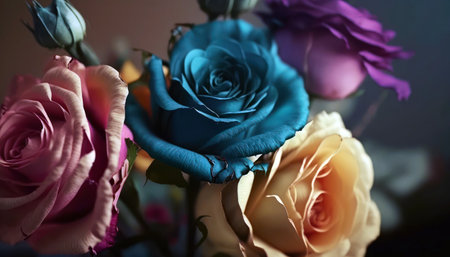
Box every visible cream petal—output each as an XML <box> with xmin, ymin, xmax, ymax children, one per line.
<box><xmin>246</xmin><ymin>149</ymin><xmax>282</xmax><ymax>215</ymax></box>
<box><xmin>305</xmin><ymin>193</ymin><xmax>345</xmax><ymax>253</ymax></box>
<box><xmin>313</xmin><ymin>239</ymin><xmax>351</xmax><ymax>257</ymax></box>
<box><xmin>237</xmin><ymin>171</ymin><xmax>254</xmax><ymax>212</ymax></box>
<box><xmin>222</xmin><ymin>180</ymin><xmax>251</xmax><ymax>242</ymax></box>
<box><xmin>265</xmin><ymin>163</ymin><xmax>301</xmax><ymax>200</ymax></box>
<box><xmin>281</xmin><ymin>112</ymin><xmax>351</xmax><ymax>169</ymax></box>
<box><xmin>347</xmin><ymin>201</ymin><xmax>380</xmax><ymax>257</ymax></box>
<box><xmin>196</xmin><ymin>183</ymin><xmax>245</xmax><ymax>257</ymax></box>
<box><xmin>343</xmin><ymin>138</ymin><xmax>374</xmax><ymax>190</ymax></box>
<box><xmin>248</xmin><ymin>195</ymin><xmax>307</xmax><ymax>255</ymax></box>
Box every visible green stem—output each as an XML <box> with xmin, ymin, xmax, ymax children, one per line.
<box><xmin>186</xmin><ymin>177</ymin><xmax>201</xmax><ymax>257</ymax></box>
<box><xmin>65</xmin><ymin>41</ymin><xmax>100</xmax><ymax>66</ymax></box>
<box><xmin>353</xmin><ymin>91</ymin><xmax>388</xmax><ymax>137</ymax></box>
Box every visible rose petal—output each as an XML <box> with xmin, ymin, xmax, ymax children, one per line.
<box><xmin>196</xmin><ymin>183</ymin><xmax>246</xmax><ymax>257</ymax></box>
<box><xmin>248</xmin><ymin>195</ymin><xmax>307</xmax><ymax>255</ymax></box>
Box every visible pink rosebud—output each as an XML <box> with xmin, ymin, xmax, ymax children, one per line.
<box><xmin>0</xmin><ymin>56</ymin><xmax>132</xmax><ymax>254</ymax></box>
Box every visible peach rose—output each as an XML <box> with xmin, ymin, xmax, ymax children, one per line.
<box><xmin>0</xmin><ymin>56</ymin><xmax>131</xmax><ymax>254</ymax></box>
<box><xmin>196</xmin><ymin>112</ymin><xmax>380</xmax><ymax>257</ymax></box>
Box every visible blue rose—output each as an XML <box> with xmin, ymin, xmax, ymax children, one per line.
<box><xmin>126</xmin><ymin>20</ymin><xmax>309</xmax><ymax>182</ymax></box>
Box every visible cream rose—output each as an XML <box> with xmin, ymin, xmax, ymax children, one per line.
<box><xmin>196</xmin><ymin>112</ymin><xmax>380</xmax><ymax>257</ymax></box>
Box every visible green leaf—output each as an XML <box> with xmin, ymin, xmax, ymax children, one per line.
<box><xmin>195</xmin><ymin>215</ymin><xmax>210</xmax><ymax>249</ymax></box>
<box><xmin>119</xmin><ymin>175</ymin><xmax>140</xmax><ymax>213</ymax></box>
<box><xmin>121</xmin><ymin>139</ymin><xmax>142</xmax><ymax>214</ymax></box>
<box><xmin>125</xmin><ymin>138</ymin><xmax>140</xmax><ymax>173</ymax></box>
<box><xmin>146</xmin><ymin>159</ymin><xmax>188</xmax><ymax>188</ymax></box>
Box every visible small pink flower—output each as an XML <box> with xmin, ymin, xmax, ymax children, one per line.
<box><xmin>0</xmin><ymin>56</ymin><xmax>132</xmax><ymax>254</ymax></box>
<box><xmin>145</xmin><ymin>204</ymin><xmax>172</xmax><ymax>225</ymax></box>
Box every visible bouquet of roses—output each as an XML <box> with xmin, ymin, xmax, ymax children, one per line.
<box><xmin>0</xmin><ymin>0</ymin><xmax>411</xmax><ymax>256</ymax></box>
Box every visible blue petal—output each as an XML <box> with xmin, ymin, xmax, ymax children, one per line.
<box><xmin>147</xmin><ymin>56</ymin><xmax>186</xmax><ymax>112</ymax></box>
<box><xmin>171</xmin><ymin>20</ymin><xmax>273</xmax><ymax>76</ymax></box>
<box><xmin>168</xmin><ymin>79</ymin><xmax>242</xmax><ymax>123</ymax></box>
<box><xmin>199</xmin><ymin>94</ymin><xmax>246</xmax><ymax>115</ymax></box>
<box><xmin>206</xmin><ymin>39</ymin><xmax>246</xmax><ymax>61</ymax></box>
<box><xmin>198</xmin><ymin>86</ymin><xmax>278</xmax><ymax>153</ymax></box>
<box><xmin>221</xmin><ymin>56</ymin><xmax>309</xmax><ymax>157</ymax></box>
<box><xmin>125</xmin><ymin>94</ymin><xmax>258</xmax><ymax>183</ymax></box>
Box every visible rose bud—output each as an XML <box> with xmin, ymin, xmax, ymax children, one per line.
<box><xmin>260</xmin><ymin>0</ymin><xmax>413</xmax><ymax>100</ymax></box>
<box><xmin>25</xmin><ymin>0</ymin><xmax>86</xmax><ymax>49</ymax></box>
<box><xmin>196</xmin><ymin>112</ymin><xmax>380</xmax><ymax>257</ymax></box>
<box><xmin>198</xmin><ymin>0</ymin><xmax>259</xmax><ymax>19</ymax></box>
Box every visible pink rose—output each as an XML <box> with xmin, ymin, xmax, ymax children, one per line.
<box><xmin>0</xmin><ymin>56</ymin><xmax>131</xmax><ymax>254</ymax></box>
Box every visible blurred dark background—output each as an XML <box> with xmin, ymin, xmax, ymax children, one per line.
<box><xmin>0</xmin><ymin>0</ymin><xmax>449</xmax><ymax>256</ymax></box>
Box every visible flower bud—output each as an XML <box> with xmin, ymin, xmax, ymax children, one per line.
<box><xmin>198</xmin><ymin>0</ymin><xmax>259</xmax><ymax>19</ymax></box>
<box><xmin>26</xmin><ymin>0</ymin><xmax>86</xmax><ymax>49</ymax></box>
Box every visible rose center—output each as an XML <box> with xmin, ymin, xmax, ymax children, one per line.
<box><xmin>305</xmin><ymin>193</ymin><xmax>335</xmax><ymax>234</ymax></box>
<box><xmin>207</xmin><ymin>69</ymin><xmax>241</xmax><ymax>97</ymax></box>
<box><xmin>0</xmin><ymin>100</ymin><xmax>59</xmax><ymax>168</ymax></box>
<box><xmin>309</xmin><ymin>197</ymin><xmax>330</xmax><ymax>229</ymax></box>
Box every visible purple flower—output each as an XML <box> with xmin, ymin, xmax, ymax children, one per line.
<box><xmin>260</xmin><ymin>0</ymin><xmax>413</xmax><ymax>100</ymax></box>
